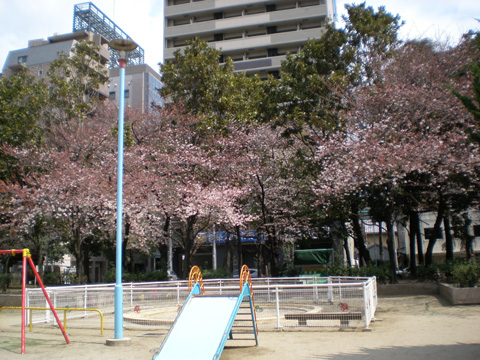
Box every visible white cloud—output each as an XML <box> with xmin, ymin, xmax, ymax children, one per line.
<box><xmin>336</xmin><ymin>0</ymin><xmax>479</xmax><ymax>44</ymax></box>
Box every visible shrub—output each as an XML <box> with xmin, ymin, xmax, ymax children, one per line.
<box><xmin>202</xmin><ymin>268</ymin><xmax>229</xmax><ymax>279</ymax></box>
<box><xmin>416</xmin><ymin>264</ymin><xmax>440</xmax><ymax>282</ymax></box>
<box><xmin>142</xmin><ymin>270</ymin><xmax>168</xmax><ymax>282</ymax></box>
<box><xmin>324</xmin><ymin>262</ymin><xmax>350</xmax><ymax>276</ymax></box>
<box><xmin>104</xmin><ymin>267</ymin><xmax>169</xmax><ymax>283</ymax></box>
<box><xmin>282</xmin><ymin>263</ymin><xmax>299</xmax><ymax>277</ymax></box>
<box><xmin>452</xmin><ymin>262</ymin><xmax>480</xmax><ymax>288</ymax></box>
<box><xmin>324</xmin><ymin>263</ymin><xmax>389</xmax><ymax>284</ymax></box>
<box><xmin>43</xmin><ymin>271</ymin><xmax>62</xmax><ymax>286</ymax></box>
<box><xmin>0</xmin><ymin>273</ymin><xmax>12</xmax><ymax>293</ymax></box>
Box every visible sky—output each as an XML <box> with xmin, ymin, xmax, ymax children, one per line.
<box><xmin>0</xmin><ymin>0</ymin><xmax>479</xmax><ymax>73</ymax></box>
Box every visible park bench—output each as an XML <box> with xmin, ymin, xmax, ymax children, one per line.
<box><xmin>284</xmin><ymin>312</ymin><xmax>362</xmax><ymax>327</ymax></box>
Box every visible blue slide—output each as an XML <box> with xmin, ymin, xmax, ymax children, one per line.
<box><xmin>152</xmin><ymin>282</ymin><xmax>258</xmax><ymax>360</ymax></box>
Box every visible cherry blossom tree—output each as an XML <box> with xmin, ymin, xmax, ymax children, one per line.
<box><xmin>2</xmin><ymin>105</ymin><xmax>118</xmax><ymax>282</ymax></box>
<box><xmin>313</xmin><ymin>37</ymin><xmax>480</xmax><ymax>280</ymax></box>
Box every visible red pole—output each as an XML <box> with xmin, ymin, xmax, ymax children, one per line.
<box><xmin>0</xmin><ymin>249</ymin><xmax>23</xmax><ymax>254</ymax></box>
<box><xmin>27</xmin><ymin>256</ymin><xmax>70</xmax><ymax>344</ymax></box>
<box><xmin>21</xmin><ymin>251</ymin><xmax>27</xmax><ymax>354</ymax></box>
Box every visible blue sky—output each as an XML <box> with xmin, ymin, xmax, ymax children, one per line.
<box><xmin>0</xmin><ymin>0</ymin><xmax>479</xmax><ymax>73</ymax></box>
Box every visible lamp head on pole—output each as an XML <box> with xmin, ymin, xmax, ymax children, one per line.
<box><xmin>109</xmin><ymin>38</ymin><xmax>138</xmax><ymax>60</ymax></box>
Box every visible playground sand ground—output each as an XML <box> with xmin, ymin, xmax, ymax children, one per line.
<box><xmin>1</xmin><ymin>294</ymin><xmax>479</xmax><ymax>360</ymax></box>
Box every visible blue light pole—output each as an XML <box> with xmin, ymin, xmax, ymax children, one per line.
<box><xmin>108</xmin><ymin>38</ymin><xmax>137</xmax><ymax>341</ymax></box>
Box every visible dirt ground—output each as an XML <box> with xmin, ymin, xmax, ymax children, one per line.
<box><xmin>1</xmin><ymin>294</ymin><xmax>479</xmax><ymax>359</ymax></box>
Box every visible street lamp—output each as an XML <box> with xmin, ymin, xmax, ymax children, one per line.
<box><xmin>108</xmin><ymin>38</ymin><xmax>137</xmax><ymax>343</ymax></box>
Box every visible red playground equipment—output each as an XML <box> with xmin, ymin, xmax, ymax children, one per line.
<box><xmin>0</xmin><ymin>249</ymin><xmax>70</xmax><ymax>354</ymax></box>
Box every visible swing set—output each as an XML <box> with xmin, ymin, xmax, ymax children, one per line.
<box><xmin>0</xmin><ymin>249</ymin><xmax>70</xmax><ymax>354</ymax></box>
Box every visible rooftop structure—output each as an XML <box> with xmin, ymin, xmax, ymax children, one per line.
<box><xmin>73</xmin><ymin>2</ymin><xmax>145</xmax><ymax>68</ymax></box>
<box><xmin>164</xmin><ymin>0</ymin><xmax>336</xmax><ymax>78</ymax></box>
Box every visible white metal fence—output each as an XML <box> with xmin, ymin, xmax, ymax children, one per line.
<box><xmin>25</xmin><ymin>276</ymin><xmax>377</xmax><ymax>331</ymax></box>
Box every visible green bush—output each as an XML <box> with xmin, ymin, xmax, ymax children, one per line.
<box><xmin>0</xmin><ymin>273</ymin><xmax>12</xmax><ymax>293</ymax></box>
<box><xmin>142</xmin><ymin>270</ymin><xmax>168</xmax><ymax>282</ymax></box>
<box><xmin>452</xmin><ymin>262</ymin><xmax>480</xmax><ymax>288</ymax></box>
<box><xmin>104</xmin><ymin>267</ymin><xmax>169</xmax><ymax>283</ymax></box>
<box><xmin>104</xmin><ymin>267</ymin><xmax>116</xmax><ymax>283</ymax></box>
<box><xmin>324</xmin><ymin>262</ymin><xmax>350</xmax><ymax>277</ymax></box>
<box><xmin>324</xmin><ymin>263</ymin><xmax>390</xmax><ymax>284</ymax></box>
<box><xmin>282</xmin><ymin>263</ymin><xmax>300</xmax><ymax>277</ymax></box>
<box><xmin>202</xmin><ymin>268</ymin><xmax>229</xmax><ymax>279</ymax></box>
<box><xmin>43</xmin><ymin>271</ymin><xmax>62</xmax><ymax>286</ymax></box>
<box><xmin>416</xmin><ymin>264</ymin><xmax>440</xmax><ymax>282</ymax></box>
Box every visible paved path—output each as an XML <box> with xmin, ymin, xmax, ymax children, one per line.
<box><xmin>0</xmin><ymin>295</ymin><xmax>479</xmax><ymax>359</ymax></box>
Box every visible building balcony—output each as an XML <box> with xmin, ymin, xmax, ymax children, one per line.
<box><xmin>165</xmin><ymin>5</ymin><xmax>328</xmax><ymax>38</ymax></box>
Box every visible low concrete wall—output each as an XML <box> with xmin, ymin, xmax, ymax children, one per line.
<box><xmin>0</xmin><ymin>294</ymin><xmax>22</xmax><ymax>307</ymax></box>
<box><xmin>439</xmin><ymin>283</ymin><xmax>480</xmax><ymax>305</ymax></box>
<box><xmin>377</xmin><ymin>282</ymin><xmax>439</xmax><ymax>296</ymax></box>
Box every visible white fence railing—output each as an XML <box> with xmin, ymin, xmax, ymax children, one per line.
<box><xmin>25</xmin><ymin>276</ymin><xmax>377</xmax><ymax>330</ymax></box>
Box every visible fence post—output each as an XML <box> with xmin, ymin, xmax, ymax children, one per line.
<box><xmin>130</xmin><ymin>283</ymin><xmax>134</xmax><ymax>308</ymax></box>
<box><xmin>176</xmin><ymin>282</ymin><xmax>180</xmax><ymax>306</ymax></box>
<box><xmin>327</xmin><ymin>277</ymin><xmax>333</xmax><ymax>303</ymax></box>
<box><xmin>275</xmin><ymin>286</ymin><xmax>281</xmax><ymax>329</ymax></box>
<box><xmin>25</xmin><ymin>288</ymin><xmax>30</xmax><ymax>325</ymax></box>
<box><xmin>84</xmin><ymin>285</ymin><xmax>88</xmax><ymax>316</ymax></box>
<box><xmin>267</xmin><ymin>279</ymin><xmax>271</xmax><ymax>303</ymax></box>
<box><xmin>362</xmin><ymin>282</ymin><xmax>369</xmax><ymax>329</ymax></box>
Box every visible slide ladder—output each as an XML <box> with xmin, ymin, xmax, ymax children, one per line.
<box><xmin>152</xmin><ymin>265</ymin><xmax>258</xmax><ymax>360</ymax></box>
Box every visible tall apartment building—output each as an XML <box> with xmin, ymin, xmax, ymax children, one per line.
<box><xmin>164</xmin><ymin>0</ymin><xmax>336</xmax><ymax>77</ymax></box>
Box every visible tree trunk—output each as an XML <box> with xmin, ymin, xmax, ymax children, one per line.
<box><xmin>425</xmin><ymin>196</ymin><xmax>446</xmax><ymax>266</ymax></box>
<box><xmin>444</xmin><ymin>215</ymin><xmax>454</xmax><ymax>262</ymax></box>
<box><xmin>83</xmin><ymin>242</ymin><xmax>91</xmax><ymax>284</ymax></box>
<box><xmin>343</xmin><ymin>237</ymin><xmax>352</xmax><ymax>267</ymax></box>
<box><xmin>122</xmin><ymin>219</ymin><xmax>131</xmax><ymax>272</ymax></box>
<box><xmin>349</xmin><ymin>203</ymin><xmax>372</xmax><ymax>265</ymax></box>
<box><xmin>378</xmin><ymin>224</ymin><xmax>383</xmax><ymax>258</ymax></box>
<box><xmin>183</xmin><ymin>215</ymin><xmax>197</xmax><ymax>278</ymax></box>
<box><xmin>256</xmin><ymin>174</ymin><xmax>280</xmax><ymax>276</ymax></box>
<box><xmin>228</xmin><ymin>233</ymin><xmax>234</xmax><ymax>276</ymax></box>
<box><xmin>386</xmin><ymin>219</ymin><xmax>398</xmax><ymax>284</ymax></box>
<box><xmin>463</xmin><ymin>215</ymin><xmax>474</xmax><ymax>260</ymax></box>
<box><xmin>266</xmin><ymin>230</ymin><xmax>280</xmax><ymax>276</ymax></box>
<box><xmin>414</xmin><ymin>212</ymin><xmax>424</xmax><ymax>265</ymax></box>
<box><xmin>408</xmin><ymin>212</ymin><xmax>418</xmax><ymax>275</ymax></box>
<box><xmin>223</xmin><ymin>232</ymin><xmax>230</xmax><ymax>270</ymax></box>
<box><xmin>236</xmin><ymin>226</ymin><xmax>243</xmax><ymax>273</ymax></box>
<box><xmin>159</xmin><ymin>216</ymin><xmax>170</xmax><ymax>267</ymax></box>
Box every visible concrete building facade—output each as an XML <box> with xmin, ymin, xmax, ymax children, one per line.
<box><xmin>108</xmin><ymin>64</ymin><xmax>163</xmax><ymax>112</ymax></box>
<box><xmin>164</xmin><ymin>0</ymin><xmax>336</xmax><ymax>77</ymax></box>
<box><xmin>2</xmin><ymin>30</ymin><xmax>110</xmax><ymax>97</ymax></box>
<box><xmin>2</xmin><ymin>30</ymin><xmax>162</xmax><ymax>113</ymax></box>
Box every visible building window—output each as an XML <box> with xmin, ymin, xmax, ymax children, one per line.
<box><xmin>473</xmin><ymin>225</ymin><xmax>480</xmax><ymax>237</ymax></box>
<box><xmin>267</xmin><ymin>26</ymin><xmax>277</xmax><ymax>34</ymax></box>
<box><xmin>214</xmin><ymin>12</ymin><xmax>223</xmax><ymax>20</ymax></box>
<box><xmin>214</xmin><ymin>33</ymin><xmax>224</xmax><ymax>41</ymax></box>
<box><xmin>266</xmin><ymin>4</ymin><xmax>276</xmax><ymax>12</ymax></box>
<box><xmin>268</xmin><ymin>48</ymin><xmax>278</xmax><ymax>57</ymax></box>
<box><xmin>124</xmin><ymin>90</ymin><xmax>130</xmax><ymax>98</ymax></box>
<box><xmin>424</xmin><ymin>228</ymin><xmax>443</xmax><ymax>240</ymax></box>
<box><xmin>109</xmin><ymin>91</ymin><xmax>116</xmax><ymax>100</ymax></box>
<box><xmin>17</xmin><ymin>55</ymin><xmax>27</xmax><ymax>64</ymax></box>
